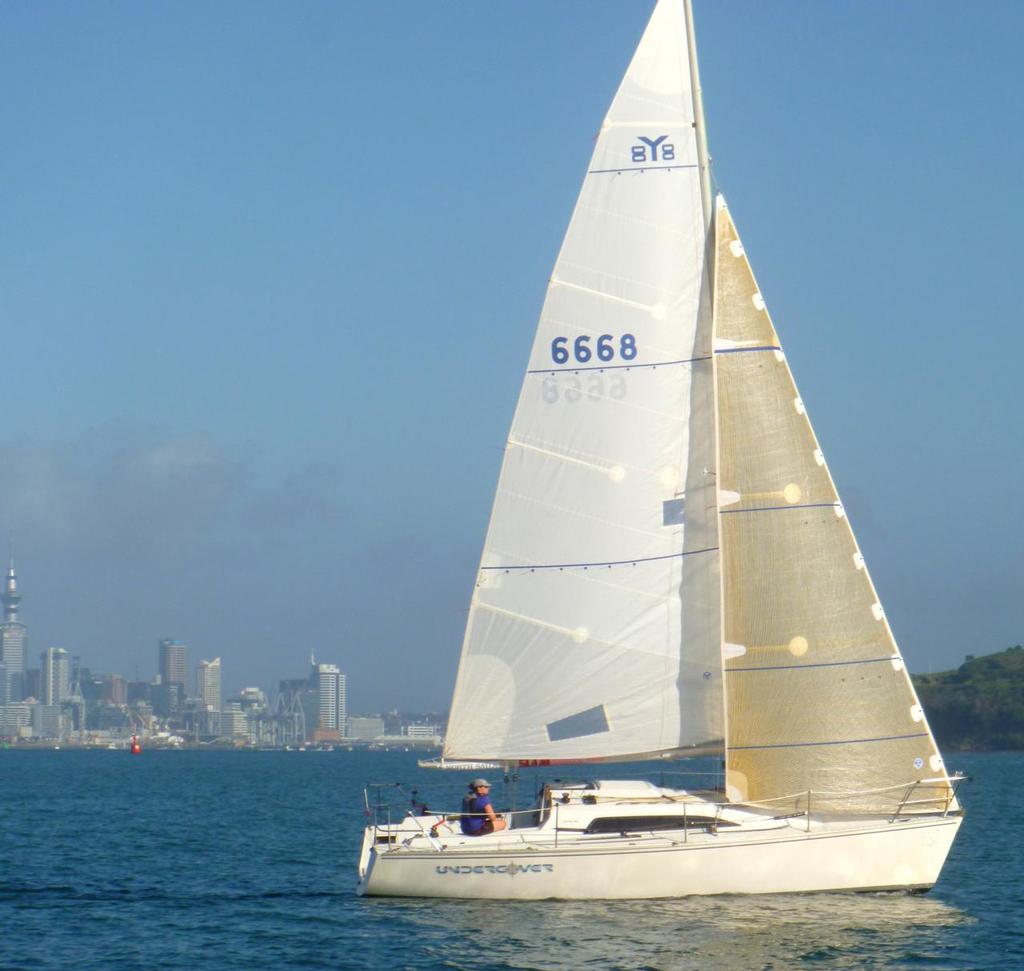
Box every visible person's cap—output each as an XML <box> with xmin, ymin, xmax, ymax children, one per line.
<box><xmin>471</xmin><ymin>778</ymin><xmax>491</xmax><ymax>788</ymax></box>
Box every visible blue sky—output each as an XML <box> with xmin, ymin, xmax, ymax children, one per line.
<box><xmin>1</xmin><ymin>1</ymin><xmax>1020</xmax><ymax>710</ymax></box>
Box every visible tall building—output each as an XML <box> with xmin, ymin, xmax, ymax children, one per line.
<box><xmin>196</xmin><ymin>657</ymin><xmax>221</xmax><ymax>710</ymax></box>
<box><xmin>40</xmin><ymin>647</ymin><xmax>70</xmax><ymax>706</ymax></box>
<box><xmin>0</xmin><ymin>555</ymin><xmax>27</xmax><ymax>702</ymax></box>
<box><xmin>153</xmin><ymin>639</ymin><xmax>187</xmax><ymax>719</ymax></box>
<box><xmin>158</xmin><ymin>639</ymin><xmax>187</xmax><ymax>690</ymax></box>
<box><xmin>313</xmin><ymin>663</ymin><xmax>346</xmax><ymax>736</ymax></box>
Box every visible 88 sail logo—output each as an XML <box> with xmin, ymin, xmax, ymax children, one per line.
<box><xmin>632</xmin><ymin>135</ymin><xmax>674</xmax><ymax>163</ymax></box>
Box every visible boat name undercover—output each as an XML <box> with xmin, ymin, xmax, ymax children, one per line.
<box><xmin>434</xmin><ymin>864</ymin><xmax>554</xmax><ymax>876</ymax></box>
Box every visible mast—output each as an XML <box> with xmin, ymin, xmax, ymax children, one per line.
<box><xmin>683</xmin><ymin>0</ymin><xmax>727</xmax><ymax>791</ymax></box>
<box><xmin>684</xmin><ymin>0</ymin><xmax>712</xmax><ymax>235</ymax></box>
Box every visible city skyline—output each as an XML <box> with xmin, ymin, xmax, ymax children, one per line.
<box><xmin>0</xmin><ymin>556</ymin><xmax>357</xmax><ymax>703</ymax></box>
<box><xmin>0</xmin><ymin>622</ymin><xmax>444</xmax><ymax>745</ymax></box>
<box><xmin>0</xmin><ymin>557</ymin><xmax>382</xmax><ymax>746</ymax></box>
<box><xmin>1</xmin><ymin>3</ymin><xmax>1020</xmax><ymax>710</ymax></box>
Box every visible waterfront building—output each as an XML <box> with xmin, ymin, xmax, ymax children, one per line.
<box><xmin>218</xmin><ymin>687</ymin><xmax>266</xmax><ymax>743</ymax></box>
<box><xmin>40</xmin><ymin>647</ymin><xmax>70</xmax><ymax>706</ymax></box>
<box><xmin>0</xmin><ymin>662</ymin><xmax>6</xmax><ymax>706</ymax></box>
<box><xmin>347</xmin><ymin>716</ymin><xmax>385</xmax><ymax>740</ymax></box>
<box><xmin>196</xmin><ymin>657</ymin><xmax>221</xmax><ymax>711</ymax></box>
<box><xmin>220</xmin><ymin>701</ymin><xmax>247</xmax><ymax>739</ymax></box>
<box><xmin>403</xmin><ymin>722</ymin><xmax>441</xmax><ymax>740</ymax></box>
<box><xmin>30</xmin><ymin>703</ymin><xmax>62</xmax><ymax>739</ymax></box>
<box><xmin>0</xmin><ymin>703</ymin><xmax>30</xmax><ymax>738</ymax></box>
<box><xmin>313</xmin><ymin>663</ymin><xmax>346</xmax><ymax>738</ymax></box>
<box><xmin>0</xmin><ymin>557</ymin><xmax>27</xmax><ymax>702</ymax></box>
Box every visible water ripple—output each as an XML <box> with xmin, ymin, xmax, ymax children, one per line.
<box><xmin>0</xmin><ymin>749</ymin><xmax>1017</xmax><ymax>970</ymax></box>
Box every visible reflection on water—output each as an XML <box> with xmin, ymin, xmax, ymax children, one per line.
<box><xmin>369</xmin><ymin>892</ymin><xmax>972</xmax><ymax>971</ymax></box>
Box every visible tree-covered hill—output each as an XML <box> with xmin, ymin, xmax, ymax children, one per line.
<box><xmin>912</xmin><ymin>646</ymin><xmax>1024</xmax><ymax>751</ymax></box>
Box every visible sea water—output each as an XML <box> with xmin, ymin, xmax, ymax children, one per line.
<box><xmin>1</xmin><ymin>749</ymin><xmax>1020</xmax><ymax>970</ymax></box>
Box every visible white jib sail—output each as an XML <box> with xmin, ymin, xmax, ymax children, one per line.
<box><xmin>445</xmin><ymin>0</ymin><xmax>722</xmax><ymax>763</ymax></box>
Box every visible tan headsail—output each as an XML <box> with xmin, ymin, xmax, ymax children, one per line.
<box><xmin>713</xmin><ymin>197</ymin><xmax>954</xmax><ymax>812</ymax></box>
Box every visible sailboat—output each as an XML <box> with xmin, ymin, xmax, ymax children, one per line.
<box><xmin>357</xmin><ymin>0</ymin><xmax>963</xmax><ymax>899</ymax></box>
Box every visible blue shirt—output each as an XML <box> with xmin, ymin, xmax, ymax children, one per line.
<box><xmin>460</xmin><ymin>793</ymin><xmax>492</xmax><ymax>835</ymax></box>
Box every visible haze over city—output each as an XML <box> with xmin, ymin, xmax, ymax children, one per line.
<box><xmin>1</xmin><ymin>1</ymin><xmax>1021</xmax><ymax>713</ymax></box>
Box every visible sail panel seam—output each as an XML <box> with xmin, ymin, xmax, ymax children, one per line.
<box><xmin>726</xmin><ymin>655</ymin><xmax>899</xmax><ymax>673</ymax></box>
<box><xmin>527</xmin><ymin>355</ymin><xmax>711</xmax><ymax>375</ymax></box>
<box><xmin>481</xmin><ymin>546</ymin><xmax>719</xmax><ymax>572</ymax></box>
<box><xmin>731</xmin><ymin>732</ymin><xmax>930</xmax><ymax>752</ymax></box>
<box><xmin>588</xmin><ymin>164</ymin><xmax>699</xmax><ymax>175</ymax></box>
<box><xmin>714</xmin><ymin>345</ymin><xmax>781</xmax><ymax>354</ymax></box>
<box><xmin>720</xmin><ymin>502</ymin><xmax>840</xmax><ymax>515</ymax></box>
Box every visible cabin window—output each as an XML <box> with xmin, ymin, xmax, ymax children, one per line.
<box><xmin>583</xmin><ymin>816</ymin><xmax>736</xmax><ymax>835</ymax></box>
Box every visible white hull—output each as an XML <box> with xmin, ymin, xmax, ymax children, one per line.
<box><xmin>358</xmin><ymin>782</ymin><xmax>962</xmax><ymax>900</ymax></box>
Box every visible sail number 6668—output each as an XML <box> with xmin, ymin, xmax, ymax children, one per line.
<box><xmin>550</xmin><ymin>334</ymin><xmax>637</xmax><ymax>365</ymax></box>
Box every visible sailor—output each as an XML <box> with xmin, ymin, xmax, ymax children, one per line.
<box><xmin>459</xmin><ymin>778</ymin><xmax>507</xmax><ymax>836</ymax></box>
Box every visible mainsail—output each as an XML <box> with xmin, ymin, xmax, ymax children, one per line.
<box><xmin>444</xmin><ymin>0</ymin><xmax>722</xmax><ymax>762</ymax></box>
<box><xmin>714</xmin><ymin>199</ymin><xmax>953</xmax><ymax>811</ymax></box>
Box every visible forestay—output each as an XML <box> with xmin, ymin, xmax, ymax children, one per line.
<box><xmin>444</xmin><ymin>0</ymin><xmax>722</xmax><ymax>762</ymax></box>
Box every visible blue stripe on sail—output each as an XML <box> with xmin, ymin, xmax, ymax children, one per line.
<box><xmin>720</xmin><ymin>503</ymin><xmax>840</xmax><ymax>515</ymax></box>
<box><xmin>726</xmin><ymin>656</ymin><xmax>899</xmax><ymax>674</ymax></box>
<box><xmin>587</xmin><ymin>163</ymin><xmax>698</xmax><ymax>175</ymax></box>
<box><xmin>730</xmin><ymin>732</ymin><xmax>929</xmax><ymax>752</ymax></box>
<box><xmin>714</xmin><ymin>345</ymin><xmax>781</xmax><ymax>354</ymax></box>
<box><xmin>481</xmin><ymin>546</ymin><xmax>718</xmax><ymax>573</ymax></box>
<box><xmin>527</xmin><ymin>355</ymin><xmax>711</xmax><ymax>375</ymax></box>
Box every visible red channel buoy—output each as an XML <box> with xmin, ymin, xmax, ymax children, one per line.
<box><xmin>130</xmin><ymin>734</ymin><xmax>142</xmax><ymax>755</ymax></box>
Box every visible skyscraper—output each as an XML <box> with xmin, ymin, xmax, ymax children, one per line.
<box><xmin>155</xmin><ymin>639</ymin><xmax>187</xmax><ymax>718</ymax></box>
<box><xmin>313</xmin><ymin>663</ymin><xmax>346</xmax><ymax>736</ymax></box>
<box><xmin>158</xmin><ymin>639</ymin><xmax>187</xmax><ymax>689</ymax></box>
<box><xmin>40</xmin><ymin>647</ymin><xmax>69</xmax><ymax>706</ymax></box>
<box><xmin>0</xmin><ymin>555</ymin><xmax>27</xmax><ymax>702</ymax></box>
<box><xmin>196</xmin><ymin>657</ymin><xmax>221</xmax><ymax>710</ymax></box>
